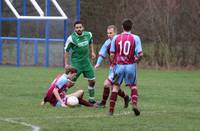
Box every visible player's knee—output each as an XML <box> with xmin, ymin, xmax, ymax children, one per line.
<box><xmin>78</xmin><ymin>89</ymin><xmax>84</xmax><ymax>94</ymax></box>
<box><xmin>77</xmin><ymin>89</ymin><xmax>84</xmax><ymax>98</ymax></box>
<box><xmin>104</xmin><ymin>85</ymin><xmax>110</xmax><ymax>89</ymax></box>
<box><xmin>112</xmin><ymin>85</ymin><xmax>120</xmax><ymax>92</ymax></box>
<box><xmin>89</xmin><ymin>80</ymin><xmax>95</xmax><ymax>87</ymax></box>
<box><xmin>104</xmin><ymin>79</ymin><xmax>111</xmax><ymax>87</ymax></box>
<box><xmin>131</xmin><ymin>86</ymin><xmax>137</xmax><ymax>90</ymax></box>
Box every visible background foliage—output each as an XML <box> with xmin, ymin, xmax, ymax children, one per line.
<box><xmin>81</xmin><ymin>0</ymin><xmax>200</xmax><ymax>68</ymax></box>
<box><xmin>1</xmin><ymin>0</ymin><xmax>200</xmax><ymax>68</ymax></box>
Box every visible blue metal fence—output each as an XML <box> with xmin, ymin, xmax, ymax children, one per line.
<box><xmin>0</xmin><ymin>0</ymin><xmax>80</xmax><ymax>67</ymax></box>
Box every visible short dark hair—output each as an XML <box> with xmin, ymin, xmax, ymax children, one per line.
<box><xmin>74</xmin><ymin>21</ymin><xmax>82</xmax><ymax>27</ymax></box>
<box><xmin>122</xmin><ymin>19</ymin><xmax>133</xmax><ymax>31</ymax></box>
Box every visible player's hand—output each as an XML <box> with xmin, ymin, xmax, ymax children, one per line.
<box><xmin>94</xmin><ymin>64</ymin><xmax>100</xmax><ymax>69</ymax></box>
<box><xmin>134</xmin><ymin>56</ymin><xmax>142</xmax><ymax>63</ymax></box>
<box><xmin>91</xmin><ymin>52</ymin><xmax>96</xmax><ymax>60</ymax></box>
<box><xmin>134</xmin><ymin>56</ymin><xmax>139</xmax><ymax>63</ymax></box>
<box><xmin>40</xmin><ymin>101</ymin><xmax>45</xmax><ymax>106</ymax></box>
<box><xmin>61</xmin><ymin>102</ymin><xmax>67</xmax><ymax>108</ymax></box>
<box><xmin>65</xmin><ymin>64</ymin><xmax>71</xmax><ymax>69</ymax></box>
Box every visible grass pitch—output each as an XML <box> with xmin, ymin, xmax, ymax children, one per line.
<box><xmin>0</xmin><ymin>67</ymin><xmax>200</xmax><ymax>131</ymax></box>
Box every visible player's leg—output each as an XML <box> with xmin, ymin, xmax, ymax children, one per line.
<box><xmin>83</xmin><ymin>64</ymin><xmax>96</xmax><ymax>104</ymax></box>
<box><xmin>88</xmin><ymin>79</ymin><xmax>96</xmax><ymax>104</ymax></box>
<box><xmin>97</xmin><ymin>79</ymin><xmax>112</xmax><ymax>107</ymax></box>
<box><xmin>98</xmin><ymin>66</ymin><xmax>129</xmax><ymax>108</ymax></box>
<box><xmin>66</xmin><ymin>89</ymin><xmax>84</xmax><ymax>98</ymax></box>
<box><xmin>115</xmin><ymin>65</ymin><xmax>130</xmax><ymax>108</ymax></box>
<box><xmin>118</xmin><ymin>88</ymin><xmax>131</xmax><ymax>108</ymax></box>
<box><xmin>130</xmin><ymin>85</ymin><xmax>140</xmax><ymax>116</ymax></box>
<box><xmin>71</xmin><ymin>66</ymin><xmax>82</xmax><ymax>82</ymax></box>
<box><xmin>97</xmin><ymin>67</ymin><xmax>113</xmax><ymax>107</ymax></box>
<box><xmin>41</xmin><ymin>83</ymin><xmax>57</xmax><ymax>106</ymax></box>
<box><xmin>109</xmin><ymin>84</ymin><xmax>120</xmax><ymax>115</ymax></box>
<box><xmin>111</xmin><ymin>65</ymin><xmax>130</xmax><ymax>108</ymax></box>
<box><xmin>125</xmin><ymin>64</ymin><xmax>140</xmax><ymax>116</ymax></box>
<box><xmin>109</xmin><ymin>65</ymin><xmax>124</xmax><ymax>115</ymax></box>
<box><xmin>66</xmin><ymin>90</ymin><xmax>94</xmax><ymax>107</ymax></box>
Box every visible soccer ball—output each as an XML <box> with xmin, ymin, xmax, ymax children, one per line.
<box><xmin>67</xmin><ymin>96</ymin><xmax>79</xmax><ymax>106</ymax></box>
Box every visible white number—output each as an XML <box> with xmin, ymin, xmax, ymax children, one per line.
<box><xmin>118</xmin><ymin>41</ymin><xmax>131</xmax><ymax>55</ymax></box>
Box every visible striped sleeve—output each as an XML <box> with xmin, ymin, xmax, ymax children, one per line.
<box><xmin>134</xmin><ymin>35</ymin><xmax>142</xmax><ymax>56</ymax></box>
<box><xmin>55</xmin><ymin>74</ymin><xmax>68</xmax><ymax>89</ymax></box>
<box><xmin>110</xmin><ymin>35</ymin><xmax>117</xmax><ymax>53</ymax></box>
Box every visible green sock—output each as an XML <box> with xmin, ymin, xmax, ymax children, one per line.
<box><xmin>88</xmin><ymin>86</ymin><xmax>95</xmax><ymax>100</ymax></box>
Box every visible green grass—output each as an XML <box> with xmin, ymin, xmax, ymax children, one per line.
<box><xmin>0</xmin><ymin>67</ymin><xmax>200</xmax><ymax>131</ymax></box>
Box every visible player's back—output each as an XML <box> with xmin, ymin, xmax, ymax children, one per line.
<box><xmin>114</xmin><ymin>32</ymin><xmax>136</xmax><ymax>64</ymax></box>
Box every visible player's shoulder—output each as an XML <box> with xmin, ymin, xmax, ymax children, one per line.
<box><xmin>83</xmin><ymin>31</ymin><xmax>92</xmax><ymax>37</ymax></box>
<box><xmin>100</xmin><ymin>38</ymin><xmax>111</xmax><ymax>48</ymax></box>
<box><xmin>115</xmin><ymin>34</ymin><xmax>121</xmax><ymax>37</ymax></box>
<box><xmin>70</xmin><ymin>32</ymin><xmax>77</xmax><ymax>40</ymax></box>
<box><xmin>104</xmin><ymin>38</ymin><xmax>111</xmax><ymax>44</ymax></box>
<box><xmin>67</xmin><ymin>35</ymin><xmax>73</xmax><ymax>41</ymax></box>
<box><xmin>132</xmin><ymin>34</ymin><xmax>140</xmax><ymax>39</ymax></box>
<box><xmin>112</xmin><ymin>34</ymin><xmax>120</xmax><ymax>40</ymax></box>
<box><xmin>58</xmin><ymin>74</ymin><xmax>67</xmax><ymax>81</ymax></box>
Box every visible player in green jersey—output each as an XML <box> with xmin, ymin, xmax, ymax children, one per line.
<box><xmin>64</xmin><ymin>21</ymin><xmax>96</xmax><ymax>104</ymax></box>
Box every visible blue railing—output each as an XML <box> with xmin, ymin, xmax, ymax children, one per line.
<box><xmin>1</xmin><ymin>37</ymin><xmax>64</xmax><ymax>66</ymax></box>
<box><xmin>0</xmin><ymin>18</ymin><xmax>68</xmax><ymax>67</ymax></box>
<box><xmin>0</xmin><ymin>0</ymin><xmax>80</xmax><ymax>67</ymax></box>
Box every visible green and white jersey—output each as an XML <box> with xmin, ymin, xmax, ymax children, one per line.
<box><xmin>64</xmin><ymin>31</ymin><xmax>93</xmax><ymax>65</ymax></box>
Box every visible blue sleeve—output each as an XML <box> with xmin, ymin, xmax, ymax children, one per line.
<box><xmin>110</xmin><ymin>36</ymin><xmax>117</xmax><ymax>53</ymax></box>
<box><xmin>55</xmin><ymin>75</ymin><xmax>68</xmax><ymax>89</ymax></box>
<box><xmin>98</xmin><ymin>39</ymin><xmax>110</xmax><ymax>57</ymax></box>
<box><xmin>134</xmin><ymin>35</ymin><xmax>142</xmax><ymax>56</ymax></box>
<box><xmin>96</xmin><ymin>56</ymin><xmax>104</xmax><ymax>65</ymax></box>
<box><xmin>96</xmin><ymin>39</ymin><xmax>110</xmax><ymax>65</ymax></box>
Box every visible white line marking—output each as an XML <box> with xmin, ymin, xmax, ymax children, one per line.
<box><xmin>0</xmin><ymin>118</ymin><xmax>40</xmax><ymax>131</ymax></box>
<box><xmin>3</xmin><ymin>110</ymin><xmax>197</xmax><ymax>121</ymax></box>
<box><xmin>0</xmin><ymin>111</ymin><xmax>132</xmax><ymax>121</ymax></box>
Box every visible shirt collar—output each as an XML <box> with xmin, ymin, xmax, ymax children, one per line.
<box><xmin>122</xmin><ymin>31</ymin><xmax>131</xmax><ymax>34</ymax></box>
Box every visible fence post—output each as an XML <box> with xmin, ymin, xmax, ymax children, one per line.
<box><xmin>34</xmin><ymin>40</ymin><xmax>38</xmax><ymax>65</ymax></box>
<box><xmin>0</xmin><ymin>0</ymin><xmax>2</xmax><ymax>64</ymax></box>
<box><xmin>76</xmin><ymin>0</ymin><xmax>80</xmax><ymax>21</ymax></box>
<box><xmin>23</xmin><ymin>0</ymin><xmax>27</xmax><ymax>16</ymax></box>
<box><xmin>45</xmin><ymin>0</ymin><xmax>50</xmax><ymax>67</ymax></box>
<box><xmin>17</xmin><ymin>19</ymin><xmax>21</xmax><ymax>67</ymax></box>
<box><xmin>63</xmin><ymin>19</ymin><xmax>68</xmax><ymax>66</ymax></box>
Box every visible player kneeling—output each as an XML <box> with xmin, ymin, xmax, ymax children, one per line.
<box><xmin>40</xmin><ymin>66</ymin><xmax>96</xmax><ymax>108</ymax></box>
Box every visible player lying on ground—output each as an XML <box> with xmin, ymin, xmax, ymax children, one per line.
<box><xmin>40</xmin><ymin>67</ymin><xmax>96</xmax><ymax>108</ymax></box>
<box><xmin>95</xmin><ymin>25</ymin><xmax>130</xmax><ymax>108</ymax></box>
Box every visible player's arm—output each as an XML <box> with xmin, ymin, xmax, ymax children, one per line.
<box><xmin>64</xmin><ymin>52</ymin><xmax>70</xmax><ymax>68</ymax></box>
<box><xmin>134</xmin><ymin>35</ymin><xmax>143</xmax><ymax>63</ymax></box>
<box><xmin>53</xmin><ymin>87</ymin><xmax>67</xmax><ymax>107</ymax></box>
<box><xmin>95</xmin><ymin>41</ymin><xmax>109</xmax><ymax>68</ymax></box>
<box><xmin>53</xmin><ymin>76</ymin><xmax>69</xmax><ymax>107</ymax></box>
<box><xmin>110</xmin><ymin>36</ymin><xmax>117</xmax><ymax>62</ymax></box>
<box><xmin>89</xmin><ymin>44</ymin><xmax>96</xmax><ymax>59</ymax></box>
<box><xmin>89</xmin><ymin>32</ymin><xmax>96</xmax><ymax>59</ymax></box>
<box><xmin>40</xmin><ymin>101</ymin><xmax>45</xmax><ymax>106</ymax></box>
<box><xmin>64</xmin><ymin>36</ymin><xmax>72</xmax><ymax>68</ymax></box>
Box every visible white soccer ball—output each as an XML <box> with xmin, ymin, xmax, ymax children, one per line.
<box><xmin>67</xmin><ymin>96</ymin><xmax>79</xmax><ymax>106</ymax></box>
